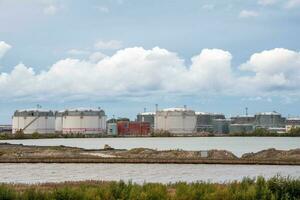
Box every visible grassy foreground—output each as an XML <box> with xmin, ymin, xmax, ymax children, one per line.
<box><xmin>0</xmin><ymin>176</ymin><xmax>299</xmax><ymax>200</ymax></box>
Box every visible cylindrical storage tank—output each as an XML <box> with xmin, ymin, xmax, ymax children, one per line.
<box><xmin>155</xmin><ymin>108</ymin><xmax>196</xmax><ymax>135</ymax></box>
<box><xmin>254</xmin><ymin>112</ymin><xmax>285</xmax><ymax>128</ymax></box>
<box><xmin>55</xmin><ymin>111</ymin><xmax>64</xmax><ymax>133</ymax></box>
<box><xmin>12</xmin><ymin>109</ymin><xmax>55</xmax><ymax>134</ymax></box>
<box><xmin>229</xmin><ymin>124</ymin><xmax>254</xmax><ymax>134</ymax></box>
<box><xmin>62</xmin><ymin>108</ymin><xmax>107</xmax><ymax>134</ymax></box>
<box><xmin>195</xmin><ymin>112</ymin><xmax>225</xmax><ymax>132</ymax></box>
<box><xmin>212</xmin><ymin>119</ymin><xmax>231</xmax><ymax>134</ymax></box>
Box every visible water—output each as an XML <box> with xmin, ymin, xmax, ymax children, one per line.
<box><xmin>0</xmin><ymin>163</ymin><xmax>299</xmax><ymax>184</ymax></box>
<box><xmin>2</xmin><ymin>137</ymin><xmax>299</xmax><ymax>156</ymax></box>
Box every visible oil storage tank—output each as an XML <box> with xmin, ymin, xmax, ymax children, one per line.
<box><xmin>12</xmin><ymin>109</ymin><xmax>55</xmax><ymax>134</ymax></box>
<box><xmin>55</xmin><ymin>111</ymin><xmax>64</xmax><ymax>133</ymax></box>
<box><xmin>213</xmin><ymin>119</ymin><xmax>231</xmax><ymax>134</ymax></box>
<box><xmin>155</xmin><ymin>108</ymin><xmax>196</xmax><ymax>135</ymax></box>
<box><xmin>254</xmin><ymin>112</ymin><xmax>285</xmax><ymax>128</ymax></box>
<box><xmin>62</xmin><ymin>108</ymin><xmax>107</xmax><ymax>134</ymax></box>
<box><xmin>195</xmin><ymin>112</ymin><xmax>225</xmax><ymax>132</ymax></box>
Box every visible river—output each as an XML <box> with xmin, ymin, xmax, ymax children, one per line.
<box><xmin>1</xmin><ymin>137</ymin><xmax>299</xmax><ymax>184</ymax></box>
<box><xmin>0</xmin><ymin>163</ymin><xmax>299</xmax><ymax>184</ymax></box>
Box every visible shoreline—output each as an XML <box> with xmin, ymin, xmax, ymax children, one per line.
<box><xmin>0</xmin><ymin>143</ymin><xmax>299</xmax><ymax>165</ymax></box>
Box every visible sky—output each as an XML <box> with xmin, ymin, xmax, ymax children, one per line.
<box><xmin>0</xmin><ymin>0</ymin><xmax>300</xmax><ymax>123</ymax></box>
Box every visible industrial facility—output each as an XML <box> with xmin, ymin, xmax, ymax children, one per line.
<box><xmin>136</xmin><ymin>112</ymin><xmax>155</xmax><ymax>129</ymax></box>
<box><xmin>154</xmin><ymin>107</ymin><xmax>197</xmax><ymax>135</ymax></box>
<box><xmin>7</xmin><ymin>106</ymin><xmax>299</xmax><ymax>136</ymax></box>
<box><xmin>254</xmin><ymin>112</ymin><xmax>286</xmax><ymax>128</ymax></box>
<box><xmin>61</xmin><ymin>108</ymin><xmax>107</xmax><ymax>134</ymax></box>
<box><xmin>195</xmin><ymin>112</ymin><xmax>225</xmax><ymax>132</ymax></box>
<box><xmin>12</xmin><ymin>109</ymin><xmax>55</xmax><ymax>134</ymax></box>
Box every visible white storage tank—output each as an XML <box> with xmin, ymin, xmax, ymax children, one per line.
<box><xmin>155</xmin><ymin>107</ymin><xmax>196</xmax><ymax>135</ymax></box>
<box><xmin>55</xmin><ymin>111</ymin><xmax>64</xmax><ymax>133</ymax></box>
<box><xmin>12</xmin><ymin>109</ymin><xmax>55</xmax><ymax>134</ymax></box>
<box><xmin>62</xmin><ymin>108</ymin><xmax>107</xmax><ymax>134</ymax></box>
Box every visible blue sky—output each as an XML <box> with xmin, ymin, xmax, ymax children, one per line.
<box><xmin>0</xmin><ymin>0</ymin><xmax>300</xmax><ymax>123</ymax></box>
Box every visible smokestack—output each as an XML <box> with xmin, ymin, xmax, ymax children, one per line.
<box><xmin>245</xmin><ymin>107</ymin><xmax>248</xmax><ymax>116</ymax></box>
<box><xmin>144</xmin><ymin>108</ymin><xmax>146</xmax><ymax>113</ymax></box>
<box><xmin>155</xmin><ymin>104</ymin><xmax>158</xmax><ymax>112</ymax></box>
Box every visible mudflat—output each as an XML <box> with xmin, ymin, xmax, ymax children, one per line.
<box><xmin>0</xmin><ymin>143</ymin><xmax>299</xmax><ymax>165</ymax></box>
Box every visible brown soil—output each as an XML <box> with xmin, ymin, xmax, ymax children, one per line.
<box><xmin>241</xmin><ymin>148</ymin><xmax>300</xmax><ymax>160</ymax></box>
<box><xmin>0</xmin><ymin>143</ymin><xmax>299</xmax><ymax>164</ymax></box>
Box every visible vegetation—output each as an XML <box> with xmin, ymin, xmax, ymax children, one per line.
<box><xmin>151</xmin><ymin>130</ymin><xmax>172</xmax><ymax>137</ymax></box>
<box><xmin>229</xmin><ymin>128</ymin><xmax>300</xmax><ymax>137</ymax></box>
<box><xmin>0</xmin><ymin>176</ymin><xmax>299</xmax><ymax>200</ymax></box>
<box><xmin>0</xmin><ymin>132</ymin><xmax>93</xmax><ymax>140</ymax></box>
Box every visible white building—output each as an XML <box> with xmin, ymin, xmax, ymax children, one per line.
<box><xmin>62</xmin><ymin>108</ymin><xmax>107</xmax><ymax>134</ymax></box>
<box><xmin>54</xmin><ymin>111</ymin><xmax>64</xmax><ymax>132</ymax></box>
<box><xmin>155</xmin><ymin>108</ymin><xmax>196</xmax><ymax>135</ymax></box>
<box><xmin>12</xmin><ymin>109</ymin><xmax>55</xmax><ymax>134</ymax></box>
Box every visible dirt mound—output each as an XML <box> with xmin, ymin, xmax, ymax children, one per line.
<box><xmin>208</xmin><ymin>150</ymin><xmax>238</xmax><ymax>159</ymax></box>
<box><xmin>113</xmin><ymin>148</ymin><xmax>238</xmax><ymax>160</ymax></box>
<box><xmin>242</xmin><ymin>148</ymin><xmax>300</xmax><ymax>160</ymax></box>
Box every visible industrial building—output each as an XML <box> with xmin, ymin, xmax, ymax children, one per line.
<box><xmin>12</xmin><ymin>109</ymin><xmax>55</xmax><ymax>134</ymax></box>
<box><xmin>254</xmin><ymin>112</ymin><xmax>286</xmax><ymax>128</ymax></box>
<box><xmin>54</xmin><ymin>111</ymin><xmax>64</xmax><ymax>132</ymax></box>
<box><xmin>231</xmin><ymin>115</ymin><xmax>255</xmax><ymax>124</ymax></box>
<box><xmin>0</xmin><ymin>125</ymin><xmax>12</xmax><ymax>133</ymax></box>
<box><xmin>212</xmin><ymin>119</ymin><xmax>231</xmax><ymax>134</ymax></box>
<box><xmin>229</xmin><ymin>124</ymin><xmax>254</xmax><ymax>134</ymax></box>
<box><xmin>136</xmin><ymin>112</ymin><xmax>155</xmax><ymax>129</ymax></box>
<box><xmin>195</xmin><ymin>112</ymin><xmax>225</xmax><ymax>132</ymax></box>
<box><xmin>155</xmin><ymin>107</ymin><xmax>196</xmax><ymax>135</ymax></box>
<box><xmin>117</xmin><ymin>121</ymin><xmax>151</xmax><ymax>136</ymax></box>
<box><xmin>107</xmin><ymin>118</ymin><xmax>118</xmax><ymax>136</ymax></box>
<box><xmin>285</xmin><ymin>117</ymin><xmax>300</xmax><ymax>132</ymax></box>
<box><xmin>62</xmin><ymin>108</ymin><xmax>107</xmax><ymax>134</ymax></box>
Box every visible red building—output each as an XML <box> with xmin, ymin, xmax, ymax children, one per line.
<box><xmin>117</xmin><ymin>121</ymin><xmax>151</xmax><ymax>136</ymax></box>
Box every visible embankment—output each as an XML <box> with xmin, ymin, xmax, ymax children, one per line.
<box><xmin>0</xmin><ymin>143</ymin><xmax>299</xmax><ymax>165</ymax></box>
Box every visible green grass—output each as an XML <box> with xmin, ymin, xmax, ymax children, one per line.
<box><xmin>0</xmin><ymin>176</ymin><xmax>299</xmax><ymax>200</ymax></box>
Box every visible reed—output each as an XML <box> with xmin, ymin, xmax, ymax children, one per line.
<box><xmin>0</xmin><ymin>176</ymin><xmax>299</xmax><ymax>200</ymax></box>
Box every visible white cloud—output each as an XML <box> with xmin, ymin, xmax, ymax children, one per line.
<box><xmin>285</xmin><ymin>0</ymin><xmax>300</xmax><ymax>8</ymax></box>
<box><xmin>239</xmin><ymin>48</ymin><xmax>300</xmax><ymax>94</ymax></box>
<box><xmin>43</xmin><ymin>5</ymin><xmax>59</xmax><ymax>15</ymax></box>
<box><xmin>202</xmin><ymin>4</ymin><xmax>215</xmax><ymax>10</ymax></box>
<box><xmin>67</xmin><ymin>49</ymin><xmax>90</xmax><ymax>55</ymax></box>
<box><xmin>0</xmin><ymin>41</ymin><xmax>11</xmax><ymax>59</ymax></box>
<box><xmin>1</xmin><ymin>47</ymin><xmax>300</xmax><ymax>101</ymax></box>
<box><xmin>258</xmin><ymin>0</ymin><xmax>278</xmax><ymax>6</ymax></box>
<box><xmin>94</xmin><ymin>40</ymin><xmax>122</xmax><ymax>50</ymax></box>
<box><xmin>89</xmin><ymin>52</ymin><xmax>107</xmax><ymax>62</ymax></box>
<box><xmin>95</xmin><ymin>6</ymin><xmax>110</xmax><ymax>13</ymax></box>
<box><xmin>239</xmin><ymin>10</ymin><xmax>259</xmax><ymax>18</ymax></box>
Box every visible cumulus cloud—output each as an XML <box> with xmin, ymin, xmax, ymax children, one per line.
<box><xmin>95</xmin><ymin>6</ymin><xmax>110</xmax><ymax>13</ymax></box>
<box><xmin>94</xmin><ymin>40</ymin><xmax>122</xmax><ymax>50</ymax></box>
<box><xmin>202</xmin><ymin>4</ymin><xmax>215</xmax><ymax>10</ymax></box>
<box><xmin>239</xmin><ymin>10</ymin><xmax>259</xmax><ymax>18</ymax></box>
<box><xmin>239</xmin><ymin>48</ymin><xmax>300</xmax><ymax>94</ymax></box>
<box><xmin>89</xmin><ymin>52</ymin><xmax>107</xmax><ymax>62</ymax></box>
<box><xmin>67</xmin><ymin>49</ymin><xmax>90</xmax><ymax>55</ymax></box>
<box><xmin>258</xmin><ymin>0</ymin><xmax>278</xmax><ymax>6</ymax></box>
<box><xmin>0</xmin><ymin>47</ymin><xmax>232</xmax><ymax>100</ymax></box>
<box><xmin>285</xmin><ymin>0</ymin><xmax>300</xmax><ymax>8</ymax></box>
<box><xmin>0</xmin><ymin>41</ymin><xmax>11</xmax><ymax>59</ymax></box>
<box><xmin>43</xmin><ymin>5</ymin><xmax>59</xmax><ymax>15</ymax></box>
<box><xmin>1</xmin><ymin>47</ymin><xmax>300</xmax><ymax>101</ymax></box>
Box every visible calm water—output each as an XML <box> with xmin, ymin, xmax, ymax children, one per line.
<box><xmin>2</xmin><ymin>137</ymin><xmax>300</xmax><ymax>156</ymax></box>
<box><xmin>0</xmin><ymin>163</ymin><xmax>299</xmax><ymax>184</ymax></box>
